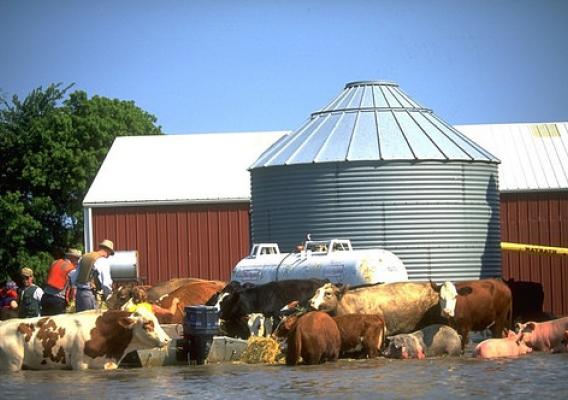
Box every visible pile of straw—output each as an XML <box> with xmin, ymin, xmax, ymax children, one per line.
<box><xmin>240</xmin><ymin>336</ymin><xmax>284</xmax><ymax>364</ymax></box>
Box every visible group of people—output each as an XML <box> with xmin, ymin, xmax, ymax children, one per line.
<box><xmin>0</xmin><ymin>239</ymin><xmax>116</xmax><ymax>320</ymax></box>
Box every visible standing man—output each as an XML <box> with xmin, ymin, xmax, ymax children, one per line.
<box><xmin>72</xmin><ymin>239</ymin><xmax>115</xmax><ymax>312</ymax></box>
<box><xmin>18</xmin><ymin>267</ymin><xmax>44</xmax><ymax>318</ymax></box>
<box><xmin>41</xmin><ymin>248</ymin><xmax>81</xmax><ymax>315</ymax></box>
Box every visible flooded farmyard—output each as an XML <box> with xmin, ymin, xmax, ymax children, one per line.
<box><xmin>3</xmin><ymin>351</ymin><xmax>567</xmax><ymax>400</ymax></box>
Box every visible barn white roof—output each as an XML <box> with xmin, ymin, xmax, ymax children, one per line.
<box><xmin>457</xmin><ymin>122</ymin><xmax>568</xmax><ymax>192</ymax></box>
<box><xmin>83</xmin><ymin>131</ymin><xmax>288</xmax><ymax>206</ymax></box>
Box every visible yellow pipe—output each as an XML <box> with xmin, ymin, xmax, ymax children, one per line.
<box><xmin>501</xmin><ymin>242</ymin><xmax>568</xmax><ymax>255</ymax></box>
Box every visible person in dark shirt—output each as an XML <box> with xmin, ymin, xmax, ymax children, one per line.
<box><xmin>18</xmin><ymin>267</ymin><xmax>44</xmax><ymax>318</ymax></box>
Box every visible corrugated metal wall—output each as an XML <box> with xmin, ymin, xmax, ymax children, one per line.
<box><xmin>501</xmin><ymin>192</ymin><xmax>568</xmax><ymax>316</ymax></box>
<box><xmin>251</xmin><ymin>160</ymin><xmax>501</xmax><ymax>282</ymax></box>
<box><xmin>91</xmin><ymin>203</ymin><xmax>250</xmax><ymax>285</ymax></box>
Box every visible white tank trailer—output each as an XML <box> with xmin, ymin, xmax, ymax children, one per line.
<box><xmin>231</xmin><ymin>239</ymin><xmax>408</xmax><ymax>286</ymax></box>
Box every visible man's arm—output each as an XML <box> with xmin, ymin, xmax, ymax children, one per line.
<box><xmin>34</xmin><ymin>287</ymin><xmax>44</xmax><ymax>302</ymax></box>
<box><xmin>94</xmin><ymin>258</ymin><xmax>113</xmax><ymax>296</ymax></box>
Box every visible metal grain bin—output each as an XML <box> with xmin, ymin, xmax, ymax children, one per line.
<box><xmin>249</xmin><ymin>81</ymin><xmax>500</xmax><ymax>281</ymax></box>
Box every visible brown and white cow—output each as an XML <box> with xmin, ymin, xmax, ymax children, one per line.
<box><xmin>108</xmin><ymin>280</ymin><xmax>226</xmax><ymax>325</ymax></box>
<box><xmin>439</xmin><ymin>279</ymin><xmax>512</xmax><ymax>349</ymax></box>
<box><xmin>0</xmin><ymin>309</ymin><xmax>170</xmax><ymax>371</ymax></box>
<box><xmin>156</xmin><ymin>280</ymin><xmax>226</xmax><ymax>324</ymax></box>
<box><xmin>146</xmin><ymin>278</ymin><xmax>210</xmax><ymax>302</ymax></box>
<box><xmin>284</xmin><ymin>311</ymin><xmax>341</xmax><ymax>366</ymax></box>
<box><xmin>309</xmin><ymin>282</ymin><xmax>451</xmax><ymax>336</ymax></box>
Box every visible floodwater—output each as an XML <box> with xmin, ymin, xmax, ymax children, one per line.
<box><xmin>2</xmin><ymin>351</ymin><xmax>567</xmax><ymax>400</ymax></box>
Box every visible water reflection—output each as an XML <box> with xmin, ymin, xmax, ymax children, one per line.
<box><xmin>2</xmin><ymin>353</ymin><xmax>568</xmax><ymax>399</ymax></box>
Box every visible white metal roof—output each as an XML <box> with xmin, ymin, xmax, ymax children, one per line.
<box><xmin>457</xmin><ymin>122</ymin><xmax>568</xmax><ymax>192</ymax></box>
<box><xmin>83</xmin><ymin>131</ymin><xmax>288</xmax><ymax>206</ymax></box>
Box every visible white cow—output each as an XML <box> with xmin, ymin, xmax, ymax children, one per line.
<box><xmin>0</xmin><ymin>308</ymin><xmax>170</xmax><ymax>371</ymax></box>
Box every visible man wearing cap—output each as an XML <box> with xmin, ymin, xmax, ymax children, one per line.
<box><xmin>41</xmin><ymin>248</ymin><xmax>81</xmax><ymax>316</ymax></box>
<box><xmin>18</xmin><ymin>267</ymin><xmax>44</xmax><ymax>318</ymax></box>
<box><xmin>71</xmin><ymin>239</ymin><xmax>115</xmax><ymax>312</ymax></box>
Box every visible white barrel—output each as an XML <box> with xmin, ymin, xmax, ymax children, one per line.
<box><xmin>109</xmin><ymin>251</ymin><xmax>139</xmax><ymax>281</ymax></box>
<box><xmin>231</xmin><ymin>249</ymin><xmax>407</xmax><ymax>286</ymax></box>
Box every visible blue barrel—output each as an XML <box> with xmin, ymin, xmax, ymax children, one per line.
<box><xmin>183</xmin><ymin>306</ymin><xmax>220</xmax><ymax>365</ymax></box>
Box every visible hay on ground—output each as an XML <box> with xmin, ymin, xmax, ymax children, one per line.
<box><xmin>240</xmin><ymin>336</ymin><xmax>284</xmax><ymax>364</ymax></box>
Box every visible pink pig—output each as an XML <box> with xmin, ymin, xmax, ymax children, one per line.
<box><xmin>474</xmin><ymin>330</ymin><xmax>532</xmax><ymax>359</ymax></box>
<box><xmin>516</xmin><ymin>317</ymin><xmax>568</xmax><ymax>353</ymax></box>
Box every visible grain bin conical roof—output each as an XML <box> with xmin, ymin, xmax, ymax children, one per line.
<box><xmin>251</xmin><ymin>81</ymin><xmax>498</xmax><ymax>168</ymax></box>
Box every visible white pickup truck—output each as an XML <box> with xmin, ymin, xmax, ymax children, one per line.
<box><xmin>231</xmin><ymin>239</ymin><xmax>408</xmax><ymax>286</ymax></box>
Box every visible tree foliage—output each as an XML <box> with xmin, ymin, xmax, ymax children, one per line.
<box><xmin>0</xmin><ymin>83</ymin><xmax>162</xmax><ymax>284</ymax></box>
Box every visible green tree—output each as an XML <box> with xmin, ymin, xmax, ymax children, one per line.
<box><xmin>0</xmin><ymin>83</ymin><xmax>162</xmax><ymax>285</ymax></box>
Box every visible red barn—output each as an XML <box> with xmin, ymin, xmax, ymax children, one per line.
<box><xmin>460</xmin><ymin>122</ymin><xmax>568</xmax><ymax>316</ymax></box>
<box><xmin>82</xmin><ymin>132</ymin><xmax>287</xmax><ymax>284</ymax></box>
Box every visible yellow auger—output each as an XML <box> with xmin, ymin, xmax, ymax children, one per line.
<box><xmin>501</xmin><ymin>242</ymin><xmax>568</xmax><ymax>256</ymax></box>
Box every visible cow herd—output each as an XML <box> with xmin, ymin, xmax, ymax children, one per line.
<box><xmin>210</xmin><ymin>278</ymin><xmax>568</xmax><ymax>365</ymax></box>
<box><xmin>1</xmin><ymin>276</ymin><xmax>567</xmax><ymax>371</ymax></box>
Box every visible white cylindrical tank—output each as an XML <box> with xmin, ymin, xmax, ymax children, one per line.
<box><xmin>109</xmin><ymin>251</ymin><xmax>139</xmax><ymax>282</ymax></box>
<box><xmin>231</xmin><ymin>247</ymin><xmax>407</xmax><ymax>286</ymax></box>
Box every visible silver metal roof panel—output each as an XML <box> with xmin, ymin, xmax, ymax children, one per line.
<box><xmin>251</xmin><ymin>81</ymin><xmax>499</xmax><ymax>168</ymax></box>
<box><xmin>457</xmin><ymin>122</ymin><xmax>568</xmax><ymax>192</ymax></box>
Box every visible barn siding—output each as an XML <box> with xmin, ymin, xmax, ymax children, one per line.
<box><xmin>501</xmin><ymin>192</ymin><xmax>568</xmax><ymax>317</ymax></box>
<box><xmin>92</xmin><ymin>203</ymin><xmax>250</xmax><ymax>285</ymax></box>
<box><xmin>91</xmin><ymin>193</ymin><xmax>568</xmax><ymax>316</ymax></box>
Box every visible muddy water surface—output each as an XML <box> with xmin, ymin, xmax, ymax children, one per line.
<box><xmin>2</xmin><ymin>352</ymin><xmax>567</xmax><ymax>399</ymax></box>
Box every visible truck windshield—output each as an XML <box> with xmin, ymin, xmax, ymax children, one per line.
<box><xmin>260</xmin><ymin>247</ymin><xmax>277</xmax><ymax>255</ymax></box>
<box><xmin>306</xmin><ymin>242</ymin><xmax>328</xmax><ymax>253</ymax></box>
<box><xmin>332</xmin><ymin>242</ymin><xmax>349</xmax><ymax>251</ymax></box>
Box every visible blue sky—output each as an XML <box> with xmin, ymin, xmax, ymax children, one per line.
<box><xmin>1</xmin><ymin>0</ymin><xmax>567</xmax><ymax>134</ymax></box>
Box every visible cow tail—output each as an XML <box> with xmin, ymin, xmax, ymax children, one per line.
<box><xmin>285</xmin><ymin>327</ymin><xmax>300</xmax><ymax>366</ymax></box>
<box><xmin>378</xmin><ymin>324</ymin><xmax>385</xmax><ymax>355</ymax></box>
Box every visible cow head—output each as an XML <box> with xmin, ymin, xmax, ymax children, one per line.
<box><xmin>218</xmin><ymin>290</ymin><xmax>252</xmax><ymax>320</ymax></box>
<box><xmin>119</xmin><ymin>308</ymin><xmax>171</xmax><ymax>349</ymax></box>
<box><xmin>212</xmin><ymin>292</ymin><xmax>229</xmax><ymax>312</ymax></box>
<box><xmin>279</xmin><ymin>300</ymin><xmax>300</xmax><ymax>317</ymax></box>
<box><xmin>438</xmin><ymin>281</ymin><xmax>458</xmax><ymax>318</ymax></box>
<box><xmin>308</xmin><ymin>283</ymin><xmax>345</xmax><ymax>313</ymax></box>
<box><xmin>206</xmin><ymin>281</ymin><xmax>247</xmax><ymax>312</ymax></box>
<box><xmin>106</xmin><ymin>286</ymin><xmax>134</xmax><ymax>310</ymax></box>
<box><xmin>273</xmin><ymin>314</ymin><xmax>300</xmax><ymax>338</ymax></box>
